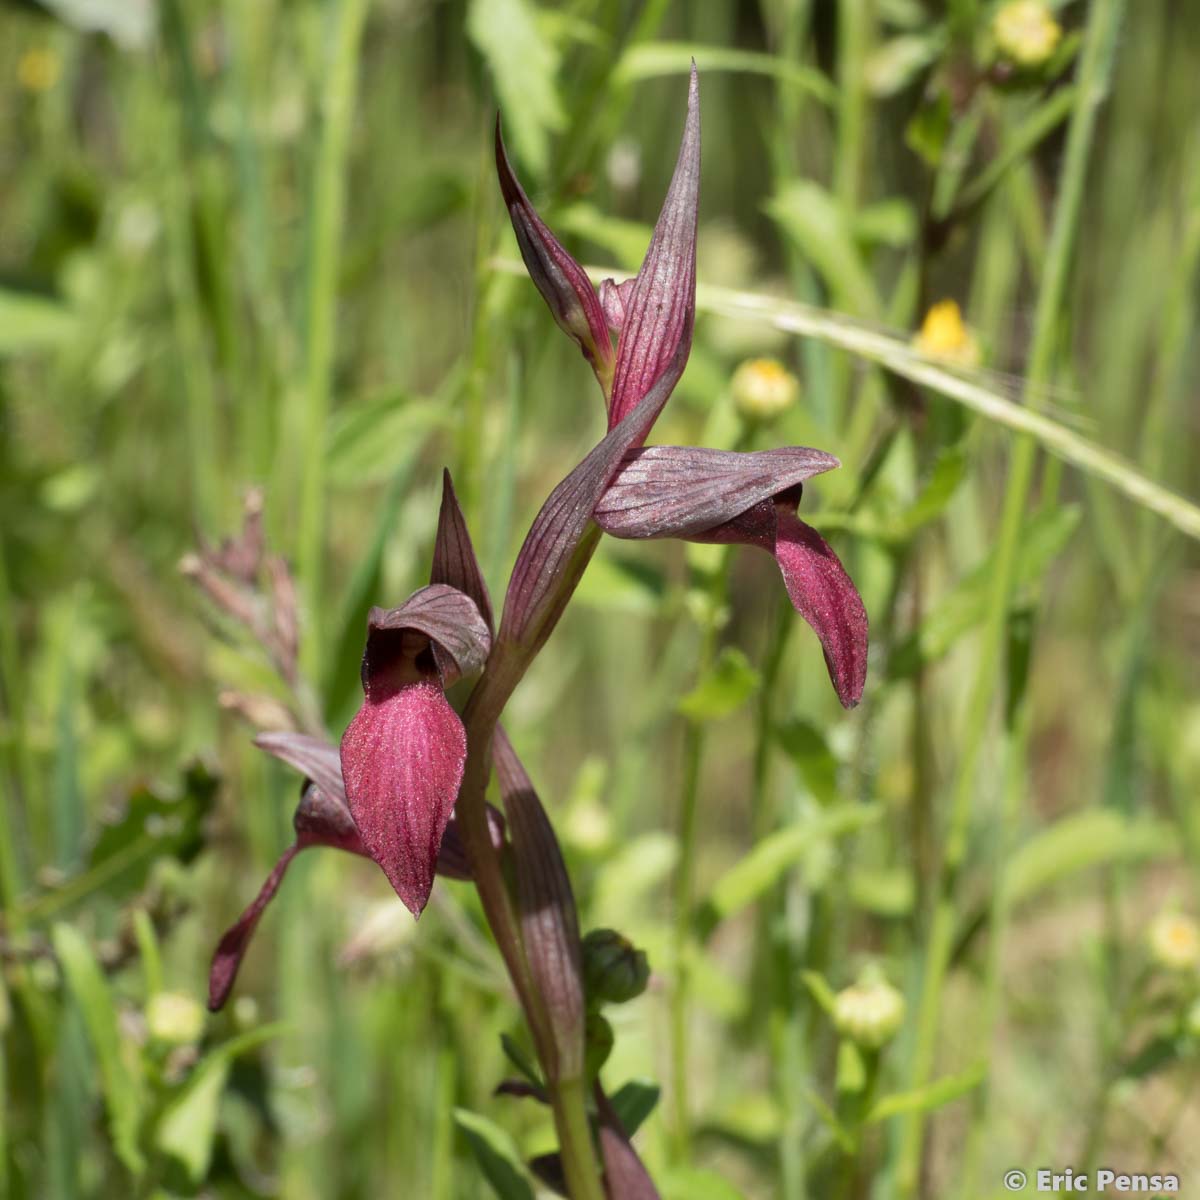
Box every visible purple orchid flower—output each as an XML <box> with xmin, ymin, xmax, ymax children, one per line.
<box><xmin>339</xmin><ymin>469</ymin><xmax>498</xmax><ymax>916</ymax></box>
<box><xmin>207</xmin><ymin>729</ymin><xmax>504</xmax><ymax>1010</ymax></box>
<box><xmin>497</xmin><ymin>64</ymin><xmax>867</xmax><ymax>706</ymax></box>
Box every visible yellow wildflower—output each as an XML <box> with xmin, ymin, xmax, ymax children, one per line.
<box><xmin>913</xmin><ymin>300</ymin><xmax>981</xmax><ymax>367</ymax></box>
<box><xmin>17</xmin><ymin>47</ymin><xmax>61</xmax><ymax>93</ymax></box>
<box><xmin>993</xmin><ymin>1</ymin><xmax>1063</xmax><ymax>68</ymax></box>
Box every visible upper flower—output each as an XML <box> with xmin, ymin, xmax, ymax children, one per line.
<box><xmin>496</xmin><ymin>65</ymin><xmax>868</xmax><ymax>706</ymax></box>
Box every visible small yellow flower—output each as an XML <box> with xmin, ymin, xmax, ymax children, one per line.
<box><xmin>731</xmin><ymin>357</ymin><xmax>800</xmax><ymax>423</ymax></box>
<box><xmin>1148</xmin><ymin>911</ymin><xmax>1200</xmax><ymax>972</ymax></box>
<box><xmin>993</xmin><ymin>1</ymin><xmax>1063</xmax><ymax>68</ymax></box>
<box><xmin>145</xmin><ymin>991</ymin><xmax>206</xmax><ymax>1045</ymax></box>
<box><xmin>17</xmin><ymin>47</ymin><xmax>61</xmax><ymax>93</ymax></box>
<box><xmin>913</xmin><ymin>300</ymin><xmax>981</xmax><ymax>367</ymax></box>
<box><xmin>833</xmin><ymin>976</ymin><xmax>906</xmax><ymax>1049</ymax></box>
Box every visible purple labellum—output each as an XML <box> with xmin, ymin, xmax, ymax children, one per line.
<box><xmin>496</xmin><ymin>118</ymin><xmax>615</xmax><ymax>398</ymax></box>
<box><xmin>697</xmin><ymin>495</ymin><xmax>868</xmax><ymax>708</ymax></box>
<box><xmin>594</xmin><ymin>446</ymin><xmax>868</xmax><ymax>707</ymax></box>
<box><xmin>341</xmin><ymin>676</ymin><xmax>467</xmax><ymax>917</ymax></box>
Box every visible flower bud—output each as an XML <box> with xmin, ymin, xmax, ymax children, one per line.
<box><xmin>731</xmin><ymin>357</ymin><xmax>800</xmax><ymax>424</ymax></box>
<box><xmin>146</xmin><ymin>991</ymin><xmax>206</xmax><ymax>1045</ymax></box>
<box><xmin>585</xmin><ymin>1010</ymin><xmax>614</xmax><ymax>1080</ymax></box>
<box><xmin>833</xmin><ymin>976</ymin><xmax>905</xmax><ymax>1049</ymax></box>
<box><xmin>1148</xmin><ymin>911</ymin><xmax>1200</xmax><ymax>973</ymax></box>
<box><xmin>912</xmin><ymin>300</ymin><xmax>981</xmax><ymax>367</ymax></box>
<box><xmin>993</xmin><ymin>1</ymin><xmax>1063</xmax><ymax>69</ymax></box>
<box><xmin>582</xmin><ymin>929</ymin><xmax>650</xmax><ymax>1005</ymax></box>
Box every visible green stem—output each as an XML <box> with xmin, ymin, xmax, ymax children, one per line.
<box><xmin>552</xmin><ymin>1076</ymin><xmax>606</xmax><ymax>1200</ymax></box>
<box><xmin>296</xmin><ymin>0</ymin><xmax>369</xmax><ymax>678</ymax></box>
<box><xmin>895</xmin><ymin>2</ymin><xmax>1126</xmax><ymax>1193</ymax></box>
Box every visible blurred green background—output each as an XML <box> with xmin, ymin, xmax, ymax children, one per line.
<box><xmin>1</xmin><ymin>0</ymin><xmax>1199</xmax><ymax>1197</ymax></box>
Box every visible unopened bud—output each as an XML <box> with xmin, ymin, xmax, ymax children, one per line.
<box><xmin>582</xmin><ymin>929</ymin><xmax>650</xmax><ymax>1005</ymax></box>
<box><xmin>731</xmin><ymin>357</ymin><xmax>800</xmax><ymax>423</ymax></box>
<box><xmin>993</xmin><ymin>1</ymin><xmax>1062</xmax><ymax>68</ymax></box>
<box><xmin>833</xmin><ymin>976</ymin><xmax>905</xmax><ymax>1049</ymax></box>
<box><xmin>146</xmin><ymin>991</ymin><xmax>206</xmax><ymax>1045</ymax></box>
<box><xmin>585</xmin><ymin>1010</ymin><xmax>614</xmax><ymax>1080</ymax></box>
<box><xmin>1149</xmin><ymin>911</ymin><xmax>1200</xmax><ymax>972</ymax></box>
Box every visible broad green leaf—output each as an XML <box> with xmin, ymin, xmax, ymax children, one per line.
<box><xmin>0</xmin><ymin>287</ymin><xmax>77</xmax><ymax>355</ymax></box>
<box><xmin>849</xmin><ymin>867</ymin><xmax>914</xmax><ymax>917</ymax></box>
<box><xmin>905</xmin><ymin>88</ymin><xmax>952</xmax><ymax>166</ymax></box>
<box><xmin>864</xmin><ymin>32</ymin><xmax>945</xmax><ymax>96</ymax></box>
<box><xmin>800</xmin><ymin>970</ymin><xmax>838</xmax><ymax>1016</ymax></box>
<box><xmin>661</xmin><ymin>1166</ymin><xmax>747</xmax><ymax>1200</ymax></box>
<box><xmin>852</xmin><ymin>198</ymin><xmax>919</xmax><ymax>248</ymax></box>
<box><xmin>614</xmin><ymin>41</ymin><xmax>834</xmax><ymax>105</ymax></box>
<box><xmin>696</xmin><ymin>805</ymin><xmax>881</xmax><ymax>937</ymax></box>
<box><xmin>609</xmin><ymin>1079</ymin><xmax>660</xmax><ymax>1137</ymax></box>
<box><xmin>887</xmin><ymin>504</ymin><xmax>1081</xmax><ymax>679</ymax></box>
<box><xmin>1001</xmin><ymin>811</ymin><xmax>1177</xmax><ymax>906</ymax></box>
<box><xmin>156</xmin><ymin>1025</ymin><xmax>287</xmax><ymax>1184</ymax></box>
<box><xmin>499</xmin><ymin>1034</ymin><xmax>543</xmax><ymax>1090</ymax></box>
<box><xmin>767</xmin><ymin>182</ymin><xmax>880</xmax><ymax>317</ymax></box>
<box><xmin>453</xmin><ymin>1108</ymin><xmax>536</xmax><ymax>1200</ymax></box>
<box><xmin>867</xmin><ymin>1061</ymin><xmax>985</xmax><ymax>1122</ymax></box>
<box><xmin>325</xmin><ymin>393</ymin><xmax>447</xmax><ymax>487</ymax></box>
<box><xmin>774</xmin><ymin>720</ymin><xmax>840</xmax><ymax>805</ymax></box>
<box><xmin>677</xmin><ymin>647</ymin><xmax>760</xmax><ymax>722</ymax></box>
<box><xmin>52</xmin><ymin>924</ymin><xmax>145</xmax><ymax>1175</ymax></box>
<box><xmin>467</xmin><ymin>0</ymin><xmax>564</xmax><ymax>177</ymax></box>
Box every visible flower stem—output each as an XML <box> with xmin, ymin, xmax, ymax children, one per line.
<box><xmin>552</xmin><ymin>1076</ymin><xmax>606</xmax><ymax>1200</ymax></box>
<box><xmin>895</xmin><ymin>1</ymin><xmax>1126</xmax><ymax>1191</ymax></box>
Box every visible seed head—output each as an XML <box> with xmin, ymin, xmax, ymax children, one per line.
<box><xmin>732</xmin><ymin>357</ymin><xmax>800</xmax><ymax>423</ymax></box>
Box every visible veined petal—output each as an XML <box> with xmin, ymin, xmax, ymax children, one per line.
<box><xmin>771</xmin><ymin>506</ymin><xmax>869</xmax><ymax>709</ymax></box>
<box><xmin>594</xmin><ymin>445</ymin><xmax>839</xmax><ymax>539</ymax></box>
<box><xmin>340</xmin><ymin>678</ymin><xmax>467</xmax><ymax>916</ymax></box>
<box><xmin>208</xmin><ymin>843</ymin><xmax>300</xmax><ymax>1011</ymax></box>
<box><xmin>367</xmin><ymin>584</ymin><xmax>491</xmax><ymax>684</ymax></box>
<box><xmin>431</xmin><ymin>469</ymin><xmax>494</xmax><ymax>633</ymax></box>
<box><xmin>494</xmin><ymin>727</ymin><xmax>585</xmax><ymax>1081</ymax></box>
<box><xmin>498</xmin><ymin>334</ymin><xmax>690</xmax><ymax>655</ymax></box>
<box><xmin>255</xmin><ymin>731</ymin><xmax>346</xmax><ymax>805</ymax></box>
<box><xmin>608</xmin><ymin>64</ymin><xmax>700</xmax><ymax>428</ymax></box>
<box><xmin>698</xmin><ymin>495</ymin><xmax>868</xmax><ymax>708</ymax></box>
<box><xmin>496</xmin><ymin>118</ymin><xmax>614</xmax><ymax>396</ymax></box>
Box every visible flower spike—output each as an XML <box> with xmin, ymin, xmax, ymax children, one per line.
<box><xmin>496</xmin><ymin>118</ymin><xmax>615</xmax><ymax>399</ymax></box>
<box><xmin>340</xmin><ymin>586</ymin><xmax>490</xmax><ymax>916</ymax></box>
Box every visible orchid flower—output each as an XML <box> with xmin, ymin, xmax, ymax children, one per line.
<box><xmin>209</xmin><ymin>472</ymin><xmax>504</xmax><ymax>1009</ymax></box>
<box><xmin>496</xmin><ymin>65</ymin><xmax>868</xmax><ymax>706</ymax></box>
<box><xmin>207</xmin><ymin>729</ymin><xmax>504</xmax><ymax>1010</ymax></box>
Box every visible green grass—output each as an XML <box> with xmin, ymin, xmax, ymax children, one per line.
<box><xmin>1</xmin><ymin>1</ymin><xmax>1198</xmax><ymax>1198</ymax></box>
